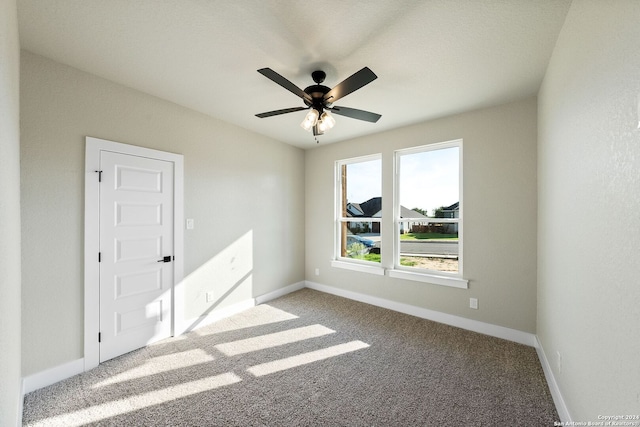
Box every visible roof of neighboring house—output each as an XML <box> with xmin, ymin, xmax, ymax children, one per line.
<box><xmin>346</xmin><ymin>202</ymin><xmax>365</xmax><ymax>217</ymax></box>
<box><xmin>349</xmin><ymin>197</ymin><xmax>428</xmax><ymax>219</ymax></box>
<box><xmin>443</xmin><ymin>202</ymin><xmax>459</xmax><ymax>211</ymax></box>
<box><xmin>346</xmin><ymin>197</ymin><xmax>381</xmax><ymax>217</ymax></box>
<box><xmin>372</xmin><ymin>207</ymin><xmax>427</xmax><ymax>218</ymax></box>
<box><xmin>360</xmin><ymin>197</ymin><xmax>382</xmax><ymax>217</ymax></box>
<box><xmin>400</xmin><ymin>206</ymin><xmax>428</xmax><ymax>218</ymax></box>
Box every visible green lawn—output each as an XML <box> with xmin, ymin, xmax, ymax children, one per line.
<box><xmin>400</xmin><ymin>232</ymin><xmax>458</xmax><ymax>240</ymax></box>
<box><xmin>356</xmin><ymin>253</ymin><xmax>380</xmax><ymax>262</ymax></box>
<box><xmin>352</xmin><ymin>253</ymin><xmax>420</xmax><ymax>266</ymax></box>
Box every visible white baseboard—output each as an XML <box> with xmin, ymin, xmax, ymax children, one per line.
<box><xmin>304</xmin><ymin>280</ymin><xmax>537</xmax><ymax>347</ymax></box>
<box><xmin>22</xmin><ymin>282</ymin><xmax>305</xmax><ymax>397</ymax></box>
<box><xmin>535</xmin><ymin>337</ymin><xmax>572</xmax><ymax>423</ymax></box>
<box><xmin>22</xmin><ymin>279</ymin><xmax>558</xmax><ymax>416</ymax></box>
<box><xmin>176</xmin><ymin>298</ymin><xmax>257</xmax><ymax>335</ymax></box>
<box><xmin>22</xmin><ymin>358</ymin><xmax>85</xmax><ymax>395</ymax></box>
<box><xmin>303</xmin><ymin>281</ymin><xmax>570</xmax><ymax>418</ymax></box>
<box><xmin>177</xmin><ymin>281</ymin><xmax>306</xmax><ymax>335</ymax></box>
<box><xmin>18</xmin><ymin>380</ymin><xmax>24</xmax><ymax>427</ymax></box>
<box><xmin>255</xmin><ymin>281</ymin><xmax>305</xmax><ymax>305</ymax></box>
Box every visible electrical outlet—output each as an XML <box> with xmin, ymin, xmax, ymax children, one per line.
<box><xmin>186</xmin><ymin>218</ymin><xmax>194</xmax><ymax>230</ymax></box>
<box><xmin>315</xmin><ymin>268</ymin><xmax>320</xmax><ymax>276</ymax></box>
<box><xmin>556</xmin><ymin>351</ymin><xmax>562</xmax><ymax>373</ymax></box>
<box><xmin>205</xmin><ymin>291</ymin><xmax>215</xmax><ymax>303</ymax></box>
<box><xmin>469</xmin><ymin>298</ymin><xmax>478</xmax><ymax>309</ymax></box>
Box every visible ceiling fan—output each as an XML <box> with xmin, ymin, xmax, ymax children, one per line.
<box><xmin>255</xmin><ymin>67</ymin><xmax>381</xmax><ymax>136</ymax></box>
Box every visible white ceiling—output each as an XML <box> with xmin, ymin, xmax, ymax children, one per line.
<box><xmin>18</xmin><ymin>0</ymin><xmax>571</xmax><ymax>149</ymax></box>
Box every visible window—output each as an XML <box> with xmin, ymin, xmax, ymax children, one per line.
<box><xmin>334</xmin><ymin>155</ymin><xmax>382</xmax><ymax>269</ymax></box>
<box><xmin>394</xmin><ymin>140</ymin><xmax>462</xmax><ymax>277</ymax></box>
<box><xmin>332</xmin><ymin>142</ymin><xmax>466</xmax><ymax>287</ymax></box>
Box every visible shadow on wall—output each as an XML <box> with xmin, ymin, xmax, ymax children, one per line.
<box><xmin>178</xmin><ymin>230</ymin><xmax>255</xmax><ymax>333</ymax></box>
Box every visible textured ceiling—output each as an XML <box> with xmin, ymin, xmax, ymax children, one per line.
<box><xmin>18</xmin><ymin>0</ymin><xmax>571</xmax><ymax>148</ymax></box>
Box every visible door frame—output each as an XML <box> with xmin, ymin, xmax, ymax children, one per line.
<box><xmin>84</xmin><ymin>136</ymin><xmax>184</xmax><ymax>371</ymax></box>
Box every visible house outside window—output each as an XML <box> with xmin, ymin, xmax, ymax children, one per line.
<box><xmin>394</xmin><ymin>140</ymin><xmax>462</xmax><ymax>276</ymax></box>
<box><xmin>335</xmin><ymin>155</ymin><xmax>382</xmax><ymax>265</ymax></box>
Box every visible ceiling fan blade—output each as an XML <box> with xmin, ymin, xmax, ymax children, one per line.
<box><xmin>255</xmin><ymin>107</ymin><xmax>308</xmax><ymax>118</ymax></box>
<box><xmin>330</xmin><ymin>106</ymin><xmax>381</xmax><ymax>123</ymax></box>
<box><xmin>323</xmin><ymin>67</ymin><xmax>378</xmax><ymax>104</ymax></box>
<box><xmin>257</xmin><ymin>68</ymin><xmax>312</xmax><ymax>103</ymax></box>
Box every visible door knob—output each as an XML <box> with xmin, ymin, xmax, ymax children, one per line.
<box><xmin>157</xmin><ymin>256</ymin><xmax>172</xmax><ymax>263</ymax></box>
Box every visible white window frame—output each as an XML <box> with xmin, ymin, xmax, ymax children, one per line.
<box><xmin>388</xmin><ymin>140</ymin><xmax>468</xmax><ymax>289</ymax></box>
<box><xmin>332</xmin><ymin>154</ymin><xmax>384</xmax><ymax>275</ymax></box>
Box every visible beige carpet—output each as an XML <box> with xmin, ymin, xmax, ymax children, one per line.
<box><xmin>23</xmin><ymin>289</ymin><xmax>558</xmax><ymax>426</ymax></box>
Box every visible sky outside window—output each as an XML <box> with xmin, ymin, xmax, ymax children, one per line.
<box><xmin>345</xmin><ymin>148</ymin><xmax>458</xmax><ymax>214</ymax></box>
<box><xmin>346</xmin><ymin>159</ymin><xmax>381</xmax><ymax>204</ymax></box>
<box><xmin>399</xmin><ymin>147</ymin><xmax>459</xmax><ymax>215</ymax></box>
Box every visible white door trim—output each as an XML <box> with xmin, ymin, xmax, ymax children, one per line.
<box><xmin>84</xmin><ymin>137</ymin><xmax>184</xmax><ymax>371</ymax></box>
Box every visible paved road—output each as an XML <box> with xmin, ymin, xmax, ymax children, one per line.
<box><xmin>400</xmin><ymin>240</ymin><xmax>459</xmax><ymax>256</ymax></box>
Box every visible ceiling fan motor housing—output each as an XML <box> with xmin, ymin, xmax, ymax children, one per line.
<box><xmin>303</xmin><ymin>83</ymin><xmax>332</xmax><ymax>110</ymax></box>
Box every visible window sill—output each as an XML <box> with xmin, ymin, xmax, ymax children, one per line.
<box><xmin>386</xmin><ymin>269</ymin><xmax>468</xmax><ymax>289</ymax></box>
<box><xmin>331</xmin><ymin>260</ymin><xmax>385</xmax><ymax>276</ymax></box>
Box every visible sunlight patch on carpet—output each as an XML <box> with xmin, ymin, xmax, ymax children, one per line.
<box><xmin>247</xmin><ymin>340</ymin><xmax>370</xmax><ymax>377</ymax></box>
<box><xmin>195</xmin><ymin>305</ymin><xmax>298</xmax><ymax>336</ymax></box>
<box><xmin>92</xmin><ymin>349</ymin><xmax>215</xmax><ymax>388</ymax></box>
<box><xmin>33</xmin><ymin>373</ymin><xmax>242</xmax><ymax>427</ymax></box>
<box><xmin>215</xmin><ymin>324</ymin><xmax>336</xmax><ymax>356</ymax></box>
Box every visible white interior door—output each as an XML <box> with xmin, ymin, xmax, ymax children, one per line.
<box><xmin>99</xmin><ymin>151</ymin><xmax>174</xmax><ymax>362</ymax></box>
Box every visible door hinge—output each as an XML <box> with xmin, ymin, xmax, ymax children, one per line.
<box><xmin>98</xmin><ymin>332</ymin><xmax>101</xmax><ymax>343</ymax></box>
<box><xmin>94</xmin><ymin>170</ymin><xmax>103</xmax><ymax>182</ymax></box>
<box><xmin>98</xmin><ymin>252</ymin><xmax>101</xmax><ymax>262</ymax></box>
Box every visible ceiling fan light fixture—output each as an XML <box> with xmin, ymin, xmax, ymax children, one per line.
<box><xmin>317</xmin><ymin>111</ymin><xmax>335</xmax><ymax>133</ymax></box>
<box><xmin>300</xmin><ymin>108</ymin><xmax>319</xmax><ymax>132</ymax></box>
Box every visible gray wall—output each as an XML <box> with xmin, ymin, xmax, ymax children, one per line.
<box><xmin>18</xmin><ymin>2</ymin><xmax>640</xmax><ymax>421</ymax></box>
<box><xmin>0</xmin><ymin>0</ymin><xmax>22</xmax><ymax>424</ymax></box>
<box><xmin>305</xmin><ymin>97</ymin><xmax>538</xmax><ymax>333</ymax></box>
<box><xmin>538</xmin><ymin>0</ymin><xmax>640</xmax><ymax>419</ymax></box>
<box><xmin>20</xmin><ymin>52</ymin><xmax>305</xmax><ymax>376</ymax></box>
